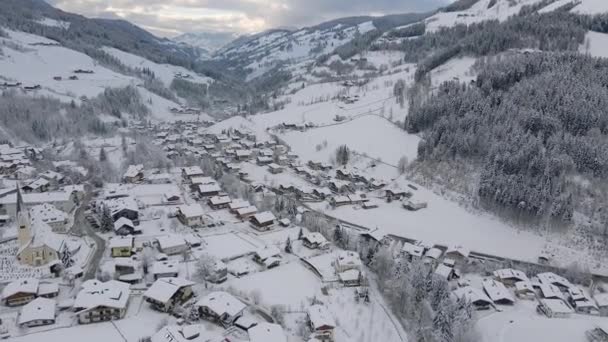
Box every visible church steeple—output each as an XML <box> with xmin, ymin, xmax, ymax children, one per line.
<box><xmin>16</xmin><ymin>185</ymin><xmax>31</xmax><ymax>247</ymax></box>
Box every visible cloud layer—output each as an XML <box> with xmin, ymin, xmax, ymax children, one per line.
<box><xmin>47</xmin><ymin>0</ymin><xmax>449</xmax><ymax>37</ymax></box>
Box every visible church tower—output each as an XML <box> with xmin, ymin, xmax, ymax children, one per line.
<box><xmin>16</xmin><ymin>185</ymin><xmax>31</xmax><ymax>247</ymax></box>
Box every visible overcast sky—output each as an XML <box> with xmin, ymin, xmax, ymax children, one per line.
<box><xmin>46</xmin><ymin>0</ymin><xmax>450</xmax><ymax>37</ymax></box>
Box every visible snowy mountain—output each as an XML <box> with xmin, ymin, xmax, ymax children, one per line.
<box><xmin>172</xmin><ymin>31</ymin><xmax>241</xmax><ymax>55</ymax></box>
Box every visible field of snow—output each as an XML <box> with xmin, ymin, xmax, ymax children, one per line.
<box><xmin>430</xmin><ymin>56</ymin><xmax>477</xmax><ymax>87</ymax></box>
<box><xmin>542</xmin><ymin>0</ymin><xmax>608</xmax><ymax>14</ymax></box>
<box><xmin>0</xmin><ymin>29</ymin><xmax>133</xmax><ymax>100</ymax></box>
<box><xmin>476</xmin><ymin>300</ymin><xmax>608</xmax><ymax>342</ymax></box>
<box><xmin>201</xmin><ymin>232</ymin><xmax>264</xmax><ymax>261</ymax></box>
<box><xmin>580</xmin><ymin>31</ymin><xmax>608</xmax><ymax>58</ymax></box>
<box><xmin>281</xmin><ymin>115</ymin><xmax>420</xmax><ymax>165</ymax></box>
<box><xmin>102</xmin><ymin>47</ymin><xmax>212</xmax><ymax>87</ymax></box>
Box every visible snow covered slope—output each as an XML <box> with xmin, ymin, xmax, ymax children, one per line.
<box><xmin>173</xmin><ymin>31</ymin><xmax>239</xmax><ymax>54</ymax></box>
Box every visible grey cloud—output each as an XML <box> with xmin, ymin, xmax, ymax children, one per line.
<box><xmin>47</xmin><ymin>0</ymin><xmax>450</xmax><ymax>36</ymax></box>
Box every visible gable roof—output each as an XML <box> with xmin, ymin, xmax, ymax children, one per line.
<box><xmin>196</xmin><ymin>291</ymin><xmax>246</xmax><ymax>317</ymax></box>
<box><xmin>144</xmin><ymin>278</ymin><xmax>194</xmax><ymax>304</ymax></box>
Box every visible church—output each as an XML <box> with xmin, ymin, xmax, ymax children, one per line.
<box><xmin>15</xmin><ymin>187</ymin><xmax>65</xmax><ymax>267</ymax></box>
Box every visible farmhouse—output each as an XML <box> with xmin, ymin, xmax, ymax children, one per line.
<box><xmin>2</xmin><ymin>278</ymin><xmax>39</xmax><ymax>306</ymax></box>
<box><xmin>151</xmin><ymin>260</ymin><xmax>180</xmax><ymax>280</ymax></box>
<box><xmin>109</xmin><ymin>236</ymin><xmax>134</xmax><ymax>258</ymax></box>
<box><xmin>250</xmin><ymin>211</ymin><xmax>276</xmax><ymax>231</ymax></box>
<box><xmin>424</xmin><ymin>247</ymin><xmax>443</xmax><ymax>264</ymax></box>
<box><xmin>196</xmin><ymin>291</ymin><xmax>247</xmax><ymax>326</ymax></box>
<box><xmin>482</xmin><ymin>279</ymin><xmax>515</xmax><ymax>305</ymax></box>
<box><xmin>29</xmin><ymin>203</ymin><xmax>69</xmax><ymax>233</ymax></box>
<box><xmin>228</xmin><ymin>200</ymin><xmax>250</xmax><ymax>213</ymax></box>
<box><xmin>181</xmin><ymin>166</ymin><xmax>205</xmax><ymax>181</ymax></box>
<box><xmin>537</xmin><ymin>272</ymin><xmax>572</xmax><ymax>290</ymax></box>
<box><xmin>22</xmin><ymin>178</ymin><xmax>50</xmax><ymax>193</ymax></box>
<box><xmin>338</xmin><ymin>269</ymin><xmax>363</xmax><ymax>287</ymax></box>
<box><xmin>385</xmin><ymin>188</ymin><xmax>412</xmax><ymax>201</ymax></box>
<box><xmin>335</xmin><ymin>251</ymin><xmax>363</xmax><ymax>273</ymax></box>
<box><xmin>123</xmin><ymin>164</ymin><xmax>144</xmax><ymax>183</ymax></box>
<box><xmin>514</xmin><ymin>281</ymin><xmax>536</xmax><ymax>300</ymax></box>
<box><xmin>253</xmin><ymin>246</ymin><xmax>282</xmax><ymax>268</ymax></box>
<box><xmin>568</xmin><ymin>287</ymin><xmax>599</xmax><ymax>315</ymax></box>
<box><xmin>493</xmin><ymin>268</ymin><xmax>529</xmax><ymax>286</ymax></box>
<box><xmin>73</xmin><ymin>280</ymin><xmax>130</xmax><ymax>324</ymax></box>
<box><xmin>537</xmin><ymin>298</ymin><xmax>573</xmax><ymax>318</ymax></box>
<box><xmin>453</xmin><ymin>286</ymin><xmax>492</xmax><ymax>310</ymax></box>
<box><xmin>177</xmin><ymin>204</ymin><xmax>204</xmax><ymax>227</ymax></box>
<box><xmin>434</xmin><ymin>264</ymin><xmax>455</xmax><ymax>281</ymax></box>
<box><xmin>208</xmin><ymin>196</ymin><xmax>232</xmax><ymax>210</ymax></box>
<box><xmin>307</xmin><ymin>305</ymin><xmax>335</xmax><ymax>342</ymax></box>
<box><xmin>236</xmin><ymin>205</ymin><xmax>258</xmax><ymax>220</ymax></box>
<box><xmin>539</xmin><ymin>283</ymin><xmax>566</xmax><ymax>301</ymax></box>
<box><xmin>18</xmin><ymin>297</ymin><xmax>56</xmax><ymax>328</ymax></box>
<box><xmin>113</xmin><ymin>217</ymin><xmax>139</xmax><ymax>236</ymax></box>
<box><xmin>106</xmin><ymin>197</ymin><xmax>140</xmax><ymax>222</ymax></box>
<box><xmin>444</xmin><ymin>245</ymin><xmax>470</xmax><ymax>263</ymax></box>
<box><xmin>144</xmin><ymin>277</ymin><xmax>194</xmax><ymax>312</ymax></box>
<box><xmin>197</xmin><ymin>183</ymin><xmax>222</xmax><ymax>198</ymax></box>
<box><xmin>302</xmin><ymin>232</ymin><xmax>329</xmax><ymax>250</ymax></box>
<box><xmin>401</xmin><ymin>242</ymin><xmax>424</xmax><ymax>260</ymax></box>
<box><xmin>157</xmin><ymin>235</ymin><xmax>188</xmax><ymax>255</ymax></box>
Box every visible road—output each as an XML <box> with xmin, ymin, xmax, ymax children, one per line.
<box><xmin>72</xmin><ymin>190</ymin><xmax>105</xmax><ymax>280</ymax></box>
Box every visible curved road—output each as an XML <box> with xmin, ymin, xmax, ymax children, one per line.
<box><xmin>72</xmin><ymin>191</ymin><xmax>105</xmax><ymax>280</ymax></box>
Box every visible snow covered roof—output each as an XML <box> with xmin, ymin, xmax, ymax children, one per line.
<box><xmin>515</xmin><ymin>281</ymin><xmax>534</xmax><ymax>293</ymax></box>
<box><xmin>124</xmin><ymin>164</ymin><xmax>144</xmax><ymax>178</ymax></box>
<box><xmin>157</xmin><ymin>235</ymin><xmax>187</xmax><ymax>250</ymax></box>
<box><xmin>209</xmin><ymin>196</ymin><xmax>231</xmax><ymax>206</ymax></box>
<box><xmin>338</xmin><ymin>269</ymin><xmax>361</xmax><ymax>282</ymax></box>
<box><xmin>198</xmin><ymin>183</ymin><xmax>222</xmax><ymax>194</ymax></box>
<box><xmin>105</xmin><ymin>196</ymin><xmax>139</xmax><ymax>214</ymax></box>
<box><xmin>178</xmin><ymin>204</ymin><xmax>204</xmax><ymax>218</ymax></box>
<box><xmin>2</xmin><ymin>278</ymin><xmax>39</xmax><ymax>299</ymax></box>
<box><xmin>303</xmin><ymin>232</ymin><xmax>328</xmax><ymax>245</ymax></box>
<box><xmin>434</xmin><ymin>264</ymin><xmax>454</xmax><ymax>280</ymax></box>
<box><xmin>425</xmin><ymin>247</ymin><xmax>443</xmax><ymax>260</ymax></box>
<box><xmin>336</xmin><ymin>251</ymin><xmax>362</xmax><ymax>269</ymax></box>
<box><xmin>482</xmin><ymin>279</ymin><xmax>515</xmax><ymax>303</ymax></box>
<box><xmin>446</xmin><ymin>245</ymin><xmax>470</xmax><ymax>258</ymax></box>
<box><xmin>254</xmin><ymin>246</ymin><xmax>281</xmax><ymax>261</ymax></box>
<box><xmin>74</xmin><ymin>280</ymin><xmax>130</xmax><ymax>311</ymax></box>
<box><xmin>539</xmin><ymin>283</ymin><xmax>565</xmax><ymax>300</ymax></box>
<box><xmin>144</xmin><ymin>277</ymin><xmax>194</xmax><ymax>304</ymax></box>
<box><xmin>108</xmin><ymin>236</ymin><xmax>134</xmax><ymax>249</ymax></box>
<box><xmin>114</xmin><ymin>217</ymin><xmax>135</xmax><ymax>230</ymax></box>
<box><xmin>453</xmin><ymin>286</ymin><xmax>492</xmax><ymax>305</ymax></box>
<box><xmin>236</xmin><ymin>206</ymin><xmax>258</xmax><ymax>216</ymax></box>
<box><xmin>29</xmin><ymin>203</ymin><xmax>67</xmax><ymax>225</ymax></box>
<box><xmin>196</xmin><ymin>291</ymin><xmax>246</xmax><ymax>317</ymax></box>
<box><xmin>151</xmin><ymin>260</ymin><xmax>180</xmax><ymax>275</ymax></box>
<box><xmin>0</xmin><ymin>191</ymin><xmax>72</xmax><ymax>205</ymax></box>
<box><xmin>539</xmin><ymin>298</ymin><xmax>573</xmax><ymax>315</ymax></box>
<box><xmin>307</xmin><ymin>305</ymin><xmax>335</xmax><ymax>330</ymax></box>
<box><xmin>595</xmin><ymin>293</ymin><xmax>608</xmax><ymax>307</ymax></box>
<box><xmin>229</xmin><ymin>200</ymin><xmax>250</xmax><ymax>211</ymax></box>
<box><xmin>37</xmin><ymin>282</ymin><xmax>59</xmax><ymax>297</ymax></box>
<box><xmin>190</xmin><ymin>176</ymin><xmax>215</xmax><ymax>185</ymax></box>
<box><xmin>182</xmin><ymin>166</ymin><xmax>204</xmax><ymax>176</ymax></box>
<box><xmin>537</xmin><ymin>272</ymin><xmax>572</xmax><ymax>289</ymax></box>
<box><xmin>402</xmin><ymin>242</ymin><xmax>424</xmax><ymax>257</ymax></box>
<box><xmin>249</xmin><ymin>323</ymin><xmax>287</xmax><ymax>342</ymax></box>
<box><xmin>493</xmin><ymin>269</ymin><xmax>529</xmax><ymax>283</ymax></box>
<box><xmin>252</xmin><ymin>211</ymin><xmax>276</xmax><ymax>224</ymax></box>
<box><xmin>18</xmin><ymin>297</ymin><xmax>55</xmax><ymax>325</ymax></box>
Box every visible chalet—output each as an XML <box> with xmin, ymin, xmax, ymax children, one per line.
<box><xmin>328</xmin><ymin>180</ymin><xmax>352</xmax><ymax>194</ymax></box>
<box><xmin>539</xmin><ymin>283</ymin><xmax>566</xmax><ymax>301</ymax></box>
<box><xmin>106</xmin><ymin>197</ymin><xmax>139</xmax><ymax>223</ymax></box>
<box><xmin>73</xmin><ymin>280</ymin><xmax>130</xmax><ymax>324</ymax></box>
<box><xmin>196</xmin><ymin>291</ymin><xmax>247</xmax><ymax>326</ymax></box>
<box><xmin>252</xmin><ymin>246</ymin><xmax>282</xmax><ymax>268</ymax></box>
<box><xmin>197</xmin><ymin>183</ymin><xmax>222</xmax><ymax>198</ymax></box>
<box><xmin>157</xmin><ymin>235</ymin><xmax>188</xmax><ymax>255</ymax></box>
<box><xmin>401</xmin><ymin>242</ymin><xmax>424</xmax><ymax>260</ymax></box>
<box><xmin>278</xmin><ymin>218</ymin><xmax>291</xmax><ymax>227</ymax></box>
<box><xmin>537</xmin><ymin>298</ymin><xmax>573</xmax><ymax>318</ymax></box>
<box><xmin>151</xmin><ymin>260</ymin><xmax>180</xmax><ymax>280</ymax></box>
<box><xmin>208</xmin><ymin>196</ymin><xmax>231</xmax><ymax>210</ymax></box>
<box><xmin>113</xmin><ymin>217</ymin><xmax>139</xmax><ymax>236</ymax></box>
<box><xmin>482</xmin><ymin>279</ymin><xmax>515</xmax><ymax>305</ymax></box>
<box><xmin>22</xmin><ymin>178</ymin><xmax>50</xmax><ymax>193</ymax></box>
<box><xmin>235</xmin><ymin>150</ymin><xmax>252</xmax><ymax>161</ymax></box>
<box><xmin>228</xmin><ymin>200</ymin><xmax>250</xmax><ymax>213</ymax></box>
<box><xmin>236</xmin><ymin>206</ymin><xmax>258</xmax><ymax>220</ymax></box>
<box><xmin>181</xmin><ymin>166</ymin><xmax>205</xmax><ymax>182</ymax></box>
<box><xmin>250</xmin><ymin>211</ymin><xmax>276</xmax><ymax>231</ymax></box>
<box><xmin>307</xmin><ymin>305</ymin><xmax>335</xmax><ymax>342</ymax></box>
<box><xmin>330</xmin><ymin>195</ymin><xmax>351</xmax><ymax>207</ymax></box>
<box><xmin>308</xmin><ymin>161</ymin><xmax>332</xmax><ymax>171</ymax></box>
<box><xmin>163</xmin><ymin>191</ymin><xmax>181</xmax><ymax>204</ymax></box>
<box><xmin>434</xmin><ymin>264</ymin><xmax>455</xmax><ymax>281</ymax></box>
<box><xmin>190</xmin><ymin>176</ymin><xmax>215</xmax><ymax>188</ymax></box>
<box><xmin>249</xmin><ymin>323</ymin><xmax>287</xmax><ymax>342</ymax></box>
<box><xmin>2</xmin><ymin>278</ymin><xmax>39</xmax><ymax>306</ymax></box>
<box><xmin>514</xmin><ymin>281</ymin><xmax>536</xmax><ymax>300</ymax></box>
<box><xmin>109</xmin><ymin>236</ymin><xmax>134</xmax><ymax>258</ymax></box>
<box><xmin>176</xmin><ymin>204</ymin><xmax>204</xmax><ymax>227</ymax></box>
<box><xmin>362</xmin><ymin>199</ymin><xmax>380</xmax><ymax>209</ymax></box>
<box><xmin>537</xmin><ymin>272</ymin><xmax>572</xmax><ymax>290</ymax></box>
<box><xmin>302</xmin><ymin>232</ymin><xmax>330</xmax><ymax>250</ymax></box>
<box><xmin>424</xmin><ymin>247</ymin><xmax>443</xmax><ymax>264</ymax></box>
<box><xmin>39</xmin><ymin>170</ymin><xmax>64</xmax><ymax>184</ymax></box>
<box><xmin>385</xmin><ymin>188</ymin><xmax>412</xmax><ymax>201</ymax></box>
<box><xmin>444</xmin><ymin>245</ymin><xmax>470</xmax><ymax>264</ymax></box>
<box><xmin>114</xmin><ymin>257</ymin><xmax>137</xmax><ymax>277</ymax></box>
<box><xmin>123</xmin><ymin>164</ymin><xmax>144</xmax><ymax>183</ymax></box>
<box><xmin>267</xmin><ymin>163</ymin><xmax>283</xmax><ymax>174</ymax></box>
<box><xmin>453</xmin><ymin>286</ymin><xmax>492</xmax><ymax>310</ymax></box>
<box><xmin>199</xmin><ymin>256</ymin><xmax>228</xmax><ymax>283</ymax></box>
<box><xmin>313</xmin><ymin>188</ymin><xmax>332</xmax><ymax>200</ymax></box>
<box><xmin>143</xmin><ymin>278</ymin><xmax>194</xmax><ymax>312</ymax></box>
<box><xmin>338</xmin><ymin>269</ymin><xmax>363</xmax><ymax>287</ymax></box>
<box><xmin>147</xmin><ymin>173</ymin><xmax>172</xmax><ymax>184</ymax></box>
<box><xmin>335</xmin><ymin>251</ymin><xmax>363</xmax><ymax>273</ymax></box>
<box><xmin>18</xmin><ymin>297</ymin><xmax>56</xmax><ymax>328</ymax></box>
<box><xmin>493</xmin><ymin>269</ymin><xmax>529</xmax><ymax>286</ymax></box>
<box><xmin>568</xmin><ymin>287</ymin><xmax>599</xmax><ymax>315</ymax></box>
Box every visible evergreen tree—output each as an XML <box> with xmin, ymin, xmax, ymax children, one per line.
<box><xmin>285</xmin><ymin>237</ymin><xmax>292</xmax><ymax>253</ymax></box>
<box><xmin>61</xmin><ymin>244</ymin><xmax>74</xmax><ymax>268</ymax></box>
<box><xmin>333</xmin><ymin>225</ymin><xmax>343</xmax><ymax>246</ymax></box>
<box><xmin>335</xmin><ymin>145</ymin><xmax>350</xmax><ymax>166</ymax></box>
<box><xmin>297</xmin><ymin>227</ymin><xmax>304</xmax><ymax>240</ymax></box>
<box><xmin>100</xmin><ymin>205</ymin><xmax>114</xmax><ymax>232</ymax></box>
<box><xmin>99</xmin><ymin>147</ymin><xmax>107</xmax><ymax>162</ymax></box>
